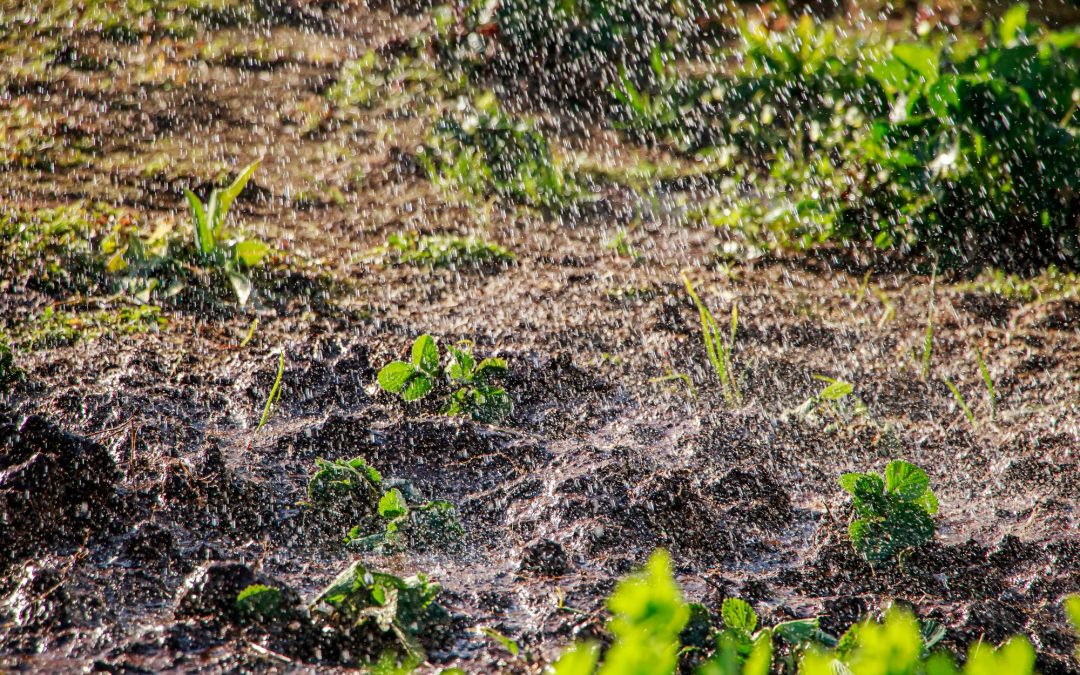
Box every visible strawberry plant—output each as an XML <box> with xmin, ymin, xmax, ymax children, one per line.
<box><xmin>183</xmin><ymin>161</ymin><xmax>270</xmax><ymax>304</ymax></box>
<box><xmin>307</xmin><ymin>456</ymin><xmax>463</xmax><ymax>553</ymax></box>
<box><xmin>311</xmin><ymin>559</ymin><xmax>447</xmax><ymax>661</ymax></box>
<box><xmin>445</xmin><ymin>340</ymin><xmax>512</xmax><ymax>423</ymax></box>
<box><xmin>0</xmin><ymin>340</ymin><xmax>23</xmax><ymax>394</ymax></box>
<box><xmin>377</xmin><ymin>334</ymin><xmax>512</xmax><ymax>423</ymax></box>
<box><xmin>839</xmin><ymin>460</ymin><xmax>939</xmax><ymax>564</ymax></box>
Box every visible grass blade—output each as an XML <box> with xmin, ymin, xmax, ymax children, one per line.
<box><xmin>258</xmin><ymin>351</ymin><xmax>285</xmax><ymax>431</ymax></box>
<box><xmin>943</xmin><ymin>376</ymin><xmax>976</xmax><ymax>429</ymax></box>
<box><xmin>183</xmin><ymin>188</ymin><xmax>213</xmax><ymax>255</ymax></box>
<box><xmin>682</xmin><ymin>273</ymin><xmax>741</xmax><ymax>406</ymax></box>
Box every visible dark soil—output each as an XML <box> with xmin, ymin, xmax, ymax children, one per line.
<box><xmin>1</xmin><ymin>1</ymin><xmax>1078</xmax><ymax>673</ymax></box>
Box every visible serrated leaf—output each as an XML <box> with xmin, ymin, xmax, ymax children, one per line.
<box><xmin>379</xmin><ymin>488</ymin><xmax>409</xmax><ymax>520</ymax></box>
<box><xmin>402</xmin><ymin>372</ymin><xmax>433</xmax><ymax>401</ymax></box>
<box><xmin>818</xmin><ymin>379</ymin><xmax>854</xmax><ymax>401</ymax></box>
<box><xmin>411</xmin><ymin>334</ymin><xmax>440</xmax><ymax>374</ymax></box>
<box><xmin>721</xmin><ymin>598</ymin><xmax>758</xmax><ymax>633</ymax></box>
<box><xmin>474</xmin><ymin>357</ymin><xmax>508</xmax><ymax>385</ymax></box>
<box><xmin>378</xmin><ymin>361</ymin><xmax>415</xmax><ymax>394</ymax></box>
<box><xmin>885</xmin><ymin>460</ymin><xmax>930</xmax><ymax>501</ymax></box>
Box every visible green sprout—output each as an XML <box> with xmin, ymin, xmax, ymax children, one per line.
<box><xmin>377</xmin><ymin>335</ymin><xmax>512</xmax><ymax>422</ymax></box>
<box><xmin>839</xmin><ymin>460</ymin><xmax>939</xmax><ymax>565</ymax></box>
<box><xmin>682</xmin><ymin>273</ymin><xmax>741</xmax><ymax>406</ymax></box>
<box><xmin>183</xmin><ymin>161</ymin><xmax>269</xmax><ymax>304</ymax></box>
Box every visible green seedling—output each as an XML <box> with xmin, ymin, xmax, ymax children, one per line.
<box><xmin>839</xmin><ymin>460</ymin><xmax>939</xmax><ymax>565</ymax></box>
<box><xmin>549</xmin><ymin>546</ymin><xmax>1054</xmax><ymax>675</ymax></box>
<box><xmin>377</xmin><ymin>335</ymin><xmax>513</xmax><ymax>422</ymax></box>
<box><xmin>921</xmin><ymin>272</ymin><xmax>936</xmax><ymax>381</ymax></box>
<box><xmin>311</xmin><ymin>560</ymin><xmax>447</xmax><ymax>660</ymax></box>
<box><xmin>183</xmin><ymin>161</ymin><xmax>269</xmax><ymax>304</ymax></box>
<box><xmin>445</xmin><ymin>340</ymin><xmax>512</xmax><ymax>422</ymax></box>
<box><xmin>307</xmin><ymin>456</ymin><xmax>462</xmax><ymax>553</ymax></box>
<box><xmin>943</xmin><ymin>377</ymin><xmax>976</xmax><ymax>429</ymax></box>
<box><xmin>1066</xmin><ymin>595</ymin><xmax>1080</xmax><ymax>661</ymax></box>
<box><xmin>682</xmin><ymin>274</ymin><xmax>741</xmax><ymax>406</ymax></box>
<box><xmin>377</xmin><ymin>334</ymin><xmax>441</xmax><ymax>402</ymax></box>
<box><xmin>791</xmin><ymin>375</ymin><xmax>868</xmax><ymax>432</ymax></box>
<box><xmin>257</xmin><ymin>350</ymin><xmax>284</xmax><ymax>431</ymax></box>
<box><xmin>0</xmin><ymin>341</ymin><xmax>24</xmax><ymax>394</ymax></box>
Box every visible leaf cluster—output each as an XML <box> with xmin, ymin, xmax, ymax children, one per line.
<box><xmin>183</xmin><ymin>161</ymin><xmax>270</xmax><ymax>304</ymax></box>
<box><xmin>377</xmin><ymin>334</ymin><xmax>512</xmax><ymax>423</ymax></box>
<box><xmin>307</xmin><ymin>456</ymin><xmax>463</xmax><ymax>553</ymax></box>
<box><xmin>839</xmin><ymin>460</ymin><xmax>939</xmax><ymax>564</ymax></box>
<box><xmin>311</xmin><ymin>560</ymin><xmax>447</xmax><ymax>661</ymax></box>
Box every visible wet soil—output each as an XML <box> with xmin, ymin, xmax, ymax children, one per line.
<box><xmin>1</xmin><ymin>2</ymin><xmax>1078</xmax><ymax>673</ymax></box>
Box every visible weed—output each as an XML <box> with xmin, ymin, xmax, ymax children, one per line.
<box><xmin>943</xmin><ymin>377</ymin><xmax>976</xmax><ymax>429</ymax></box>
<box><xmin>921</xmin><ymin>272</ymin><xmax>936</xmax><ymax>380</ymax></box>
<box><xmin>480</xmin><ymin>627</ymin><xmax>521</xmax><ymax>659</ymax></box>
<box><xmin>682</xmin><ymin>274</ymin><xmax>741</xmax><ymax>406</ymax></box>
<box><xmin>183</xmin><ymin>161</ymin><xmax>269</xmax><ymax>304</ymax></box>
<box><xmin>378</xmin><ymin>335</ymin><xmax>512</xmax><ymax>423</ymax></box>
<box><xmin>839</xmin><ymin>460</ymin><xmax>938</xmax><ymax>565</ymax></box>
<box><xmin>257</xmin><ymin>351</ymin><xmax>284</xmax><ymax>431</ymax></box>
<box><xmin>311</xmin><ymin>559</ymin><xmax>447</xmax><ymax>661</ymax></box>
<box><xmin>0</xmin><ymin>340</ymin><xmax>24</xmax><ymax>394</ymax></box>
<box><xmin>420</xmin><ymin>94</ymin><xmax>575</xmax><ymax>208</ymax></box>
<box><xmin>307</xmin><ymin>456</ymin><xmax>463</xmax><ymax>553</ymax></box>
<box><xmin>375</xmin><ymin>232</ymin><xmax>514</xmax><ymax>269</ymax></box>
<box><xmin>604</xmin><ymin>229</ymin><xmax>641</xmax><ymax>261</ymax></box>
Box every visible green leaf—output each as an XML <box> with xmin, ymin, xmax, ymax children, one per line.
<box><xmin>773</xmin><ymin>617</ymin><xmax>822</xmax><ymax>643</ymax></box>
<box><xmin>236</xmin><ymin>584</ymin><xmax>283</xmax><ymax>621</ymax></box>
<box><xmin>378</xmin><ymin>361</ymin><xmax>416</xmax><ymax>394</ymax></box>
<box><xmin>379</xmin><ymin>488</ymin><xmax>409</xmax><ymax>520</ymax></box>
<box><xmin>818</xmin><ymin>379</ymin><xmax>854</xmax><ymax>401</ymax></box>
<box><xmin>411</xmin><ymin>334</ymin><xmax>440</xmax><ymax>374</ymax></box>
<box><xmin>893</xmin><ymin>43</ymin><xmax>940</xmax><ymax>82</ymax></box>
<box><xmin>839</xmin><ymin>472</ymin><xmax>870</xmax><ymax>494</ymax></box>
<box><xmin>885</xmin><ymin>460</ymin><xmax>930</xmax><ymax>501</ymax></box>
<box><xmin>550</xmin><ymin>642</ymin><xmax>599</xmax><ymax>675</ymax></box>
<box><xmin>402</xmin><ymin>372</ymin><xmax>433</xmax><ymax>401</ymax></box>
<box><xmin>721</xmin><ymin>598</ymin><xmax>758</xmax><ymax>633</ymax></box>
<box><xmin>447</xmin><ymin>344</ymin><xmax>475</xmax><ymax>381</ymax></box>
<box><xmin>473</xmin><ymin>357</ymin><xmax>508</xmax><ymax>385</ymax></box>
<box><xmin>480</xmin><ymin>627</ymin><xmax>520</xmax><ymax>657</ymax></box>
<box><xmin>228</xmin><ymin>270</ymin><xmax>252</xmax><ymax>306</ymax></box>
<box><xmin>918</xmin><ymin>488</ymin><xmax>940</xmax><ymax>515</ymax></box>
<box><xmin>214</xmin><ymin>161</ymin><xmax>260</xmax><ymax>236</ymax></box>
<box><xmin>235</xmin><ymin>239</ymin><xmax>270</xmax><ymax>267</ymax></box>
<box><xmin>1000</xmin><ymin>3</ymin><xmax>1028</xmax><ymax>47</ymax></box>
<box><xmin>184</xmin><ymin>188</ymin><xmax>214</xmax><ymax>255</ymax></box>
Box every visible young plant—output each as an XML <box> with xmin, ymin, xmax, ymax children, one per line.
<box><xmin>943</xmin><ymin>377</ymin><xmax>976</xmax><ymax>429</ymax></box>
<box><xmin>307</xmin><ymin>456</ymin><xmax>463</xmax><ymax>553</ymax></box>
<box><xmin>377</xmin><ymin>334</ymin><xmax>441</xmax><ymax>402</ymax></box>
<box><xmin>311</xmin><ymin>560</ymin><xmax>447</xmax><ymax>661</ymax></box>
<box><xmin>791</xmin><ymin>375</ymin><xmax>868</xmax><ymax>432</ymax></box>
<box><xmin>682</xmin><ymin>273</ymin><xmax>741</xmax><ymax>406</ymax></box>
<box><xmin>445</xmin><ymin>340</ymin><xmax>512</xmax><ymax>422</ymax></box>
<box><xmin>183</xmin><ymin>161</ymin><xmax>269</xmax><ymax>304</ymax></box>
<box><xmin>256</xmin><ymin>350</ymin><xmax>285</xmax><ymax>431</ymax></box>
<box><xmin>377</xmin><ymin>334</ymin><xmax>513</xmax><ymax>422</ymax></box>
<box><xmin>0</xmin><ymin>340</ymin><xmax>23</xmax><ymax>394</ymax></box>
<box><xmin>839</xmin><ymin>460</ymin><xmax>939</xmax><ymax>565</ymax></box>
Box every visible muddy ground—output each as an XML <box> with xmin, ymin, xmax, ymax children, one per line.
<box><xmin>1</xmin><ymin>2</ymin><xmax>1078</xmax><ymax>673</ymax></box>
